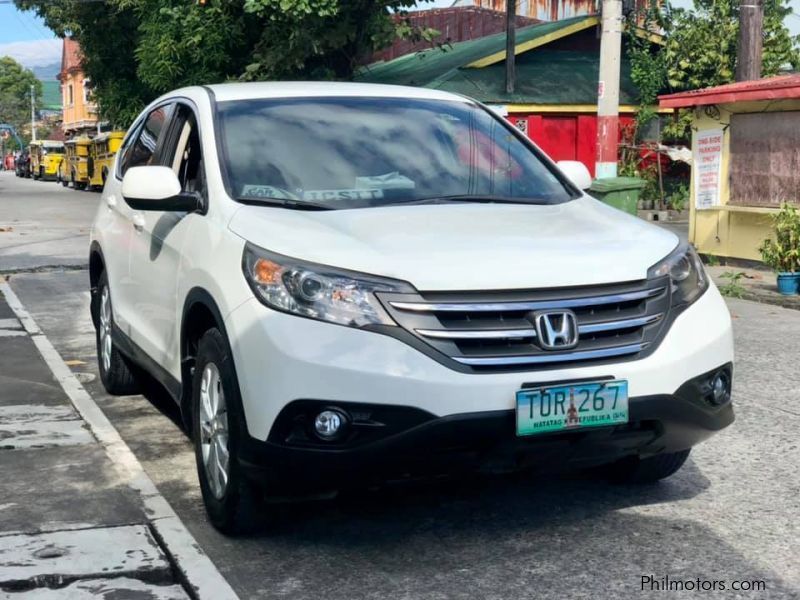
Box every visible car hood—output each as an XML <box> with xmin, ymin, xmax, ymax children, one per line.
<box><xmin>228</xmin><ymin>196</ymin><xmax>679</xmax><ymax>291</ymax></box>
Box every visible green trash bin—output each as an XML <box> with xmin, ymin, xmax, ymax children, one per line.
<box><xmin>588</xmin><ymin>177</ymin><xmax>646</xmax><ymax>216</ymax></box>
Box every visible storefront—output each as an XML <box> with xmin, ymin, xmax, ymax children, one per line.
<box><xmin>659</xmin><ymin>75</ymin><xmax>800</xmax><ymax>261</ymax></box>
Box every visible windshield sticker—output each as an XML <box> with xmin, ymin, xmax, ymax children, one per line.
<box><xmin>302</xmin><ymin>189</ymin><xmax>384</xmax><ymax>202</ymax></box>
<box><xmin>241</xmin><ymin>185</ymin><xmax>298</xmax><ymax>200</ymax></box>
<box><xmin>355</xmin><ymin>172</ymin><xmax>415</xmax><ymax>190</ymax></box>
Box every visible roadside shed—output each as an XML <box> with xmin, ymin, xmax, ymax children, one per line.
<box><xmin>358</xmin><ymin>15</ymin><xmax>668</xmax><ymax>176</ymax></box>
<box><xmin>659</xmin><ymin>75</ymin><xmax>800</xmax><ymax>261</ymax></box>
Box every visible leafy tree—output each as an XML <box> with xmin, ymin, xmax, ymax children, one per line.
<box><xmin>241</xmin><ymin>0</ymin><xmax>422</xmax><ymax>80</ymax></box>
<box><xmin>16</xmin><ymin>0</ymin><xmax>150</xmax><ymax>127</ymax></box>
<box><xmin>125</xmin><ymin>0</ymin><xmax>260</xmax><ymax>93</ymax></box>
<box><xmin>664</xmin><ymin>0</ymin><xmax>800</xmax><ymax>90</ymax></box>
<box><xmin>0</xmin><ymin>56</ymin><xmax>42</xmax><ymax>136</ymax></box>
<box><xmin>16</xmin><ymin>0</ymin><xmax>430</xmax><ymax>127</ymax></box>
<box><xmin>625</xmin><ymin>0</ymin><xmax>800</xmax><ymax>142</ymax></box>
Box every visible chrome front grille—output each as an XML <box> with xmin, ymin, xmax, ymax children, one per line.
<box><xmin>378</xmin><ymin>277</ymin><xmax>671</xmax><ymax>371</ymax></box>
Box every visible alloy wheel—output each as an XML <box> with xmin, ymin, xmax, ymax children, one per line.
<box><xmin>199</xmin><ymin>362</ymin><xmax>230</xmax><ymax>499</ymax></box>
<box><xmin>99</xmin><ymin>286</ymin><xmax>113</xmax><ymax>374</ymax></box>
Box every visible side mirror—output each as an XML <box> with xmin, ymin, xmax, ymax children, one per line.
<box><xmin>122</xmin><ymin>165</ymin><xmax>200</xmax><ymax>212</ymax></box>
<box><xmin>556</xmin><ymin>160</ymin><xmax>593</xmax><ymax>191</ymax></box>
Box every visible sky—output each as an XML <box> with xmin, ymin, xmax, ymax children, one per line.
<box><xmin>1</xmin><ymin>0</ymin><xmax>799</xmax><ymax>71</ymax></box>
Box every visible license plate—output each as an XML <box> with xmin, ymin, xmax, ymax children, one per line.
<box><xmin>516</xmin><ymin>379</ymin><xmax>629</xmax><ymax>436</ymax></box>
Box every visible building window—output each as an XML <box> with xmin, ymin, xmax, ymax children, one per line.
<box><xmin>729</xmin><ymin>112</ymin><xmax>800</xmax><ymax>207</ymax></box>
<box><xmin>67</xmin><ymin>84</ymin><xmax>74</xmax><ymax>106</ymax></box>
<box><xmin>83</xmin><ymin>79</ymin><xmax>91</xmax><ymax>104</ymax></box>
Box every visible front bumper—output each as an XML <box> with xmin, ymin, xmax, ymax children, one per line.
<box><xmin>225</xmin><ymin>283</ymin><xmax>734</xmax><ymax>443</ymax></box>
<box><xmin>238</xmin><ymin>368</ymin><xmax>733</xmax><ymax>493</ymax></box>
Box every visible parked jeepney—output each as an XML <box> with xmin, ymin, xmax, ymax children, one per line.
<box><xmin>30</xmin><ymin>140</ymin><xmax>65</xmax><ymax>181</ymax></box>
<box><xmin>88</xmin><ymin>131</ymin><xmax>125</xmax><ymax>190</ymax></box>
<box><xmin>60</xmin><ymin>137</ymin><xmax>92</xmax><ymax>189</ymax></box>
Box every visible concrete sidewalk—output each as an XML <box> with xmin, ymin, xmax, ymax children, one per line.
<box><xmin>0</xmin><ymin>288</ymin><xmax>189</xmax><ymax>598</ymax></box>
<box><xmin>0</xmin><ymin>279</ymin><xmax>240</xmax><ymax>598</ymax></box>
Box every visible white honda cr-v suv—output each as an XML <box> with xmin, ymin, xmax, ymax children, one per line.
<box><xmin>90</xmin><ymin>82</ymin><xmax>734</xmax><ymax>533</ymax></box>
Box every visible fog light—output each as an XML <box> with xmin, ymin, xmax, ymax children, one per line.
<box><xmin>710</xmin><ymin>371</ymin><xmax>731</xmax><ymax>405</ymax></box>
<box><xmin>314</xmin><ymin>410</ymin><xmax>347</xmax><ymax>440</ymax></box>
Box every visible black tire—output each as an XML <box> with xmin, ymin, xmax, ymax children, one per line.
<box><xmin>192</xmin><ymin>328</ymin><xmax>261</xmax><ymax>535</ymax></box>
<box><xmin>608</xmin><ymin>449</ymin><xmax>691</xmax><ymax>484</ymax></box>
<box><xmin>93</xmin><ymin>271</ymin><xmax>140</xmax><ymax>395</ymax></box>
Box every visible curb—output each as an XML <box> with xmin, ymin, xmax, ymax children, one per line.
<box><xmin>0</xmin><ymin>280</ymin><xmax>239</xmax><ymax>600</ymax></box>
<box><xmin>722</xmin><ymin>289</ymin><xmax>800</xmax><ymax>311</ymax></box>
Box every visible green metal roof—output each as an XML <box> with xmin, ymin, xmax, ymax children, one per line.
<box><xmin>359</xmin><ymin>16</ymin><xmax>591</xmax><ymax>87</ymax></box>
<box><xmin>427</xmin><ymin>49</ymin><xmax>638</xmax><ymax>105</ymax></box>
<box><xmin>357</xmin><ymin>15</ymin><xmax>640</xmax><ymax>105</ymax></box>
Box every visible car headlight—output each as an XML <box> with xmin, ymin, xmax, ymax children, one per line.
<box><xmin>242</xmin><ymin>243</ymin><xmax>412</xmax><ymax>327</ymax></box>
<box><xmin>648</xmin><ymin>244</ymin><xmax>708</xmax><ymax>306</ymax></box>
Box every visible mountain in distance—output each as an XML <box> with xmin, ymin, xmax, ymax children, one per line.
<box><xmin>31</xmin><ymin>61</ymin><xmax>60</xmax><ymax>81</ymax></box>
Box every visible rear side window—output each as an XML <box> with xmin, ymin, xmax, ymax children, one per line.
<box><xmin>118</xmin><ymin>104</ymin><xmax>172</xmax><ymax>176</ymax></box>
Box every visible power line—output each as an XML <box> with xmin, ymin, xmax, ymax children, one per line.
<box><xmin>9</xmin><ymin>8</ymin><xmax>48</xmax><ymax>42</ymax></box>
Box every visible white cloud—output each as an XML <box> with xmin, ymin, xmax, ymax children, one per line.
<box><xmin>0</xmin><ymin>39</ymin><xmax>61</xmax><ymax>69</ymax></box>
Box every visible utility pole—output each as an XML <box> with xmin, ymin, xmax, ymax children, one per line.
<box><xmin>595</xmin><ymin>0</ymin><xmax>622</xmax><ymax>179</ymax></box>
<box><xmin>30</xmin><ymin>84</ymin><xmax>36</xmax><ymax>143</ymax></box>
<box><xmin>735</xmin><ymin>0</ymin><xmax>764</xmax><ymax>81</ymax></box>
<box><xmin>505</xmin><ymin>0</ymin><xmax>516</xmax><ymax>94</ymax></box>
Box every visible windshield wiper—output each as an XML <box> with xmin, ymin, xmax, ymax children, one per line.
<box><xmin>235</xmin><ymin>197</ymin><xmax>334</xmax><ymax>211</ymax></box>
<box><xmin>406</xmin><ymin>195</ymin><xmax>552</xmax><ymax>206</ymax></box>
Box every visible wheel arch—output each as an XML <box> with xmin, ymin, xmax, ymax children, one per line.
<box><xmin>180</xmin><ymin>288</ymin><xmax>237</xmax><ymax>434</ymax></box>
<box><xmin>89</xmin><ymin>242</ymin><xmax>106</xmax><ymax>329</ymax></box>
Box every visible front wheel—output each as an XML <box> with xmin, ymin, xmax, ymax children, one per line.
<box><xmin>607</xmin><ymin>449</ymin><xmax>691</xmax><ymax>484</ymax></box>
<box><xmin>93</xmin><ymin>271</ymin><xmax>141</xmax><ymax>395</ymax></box>
<box><xmin>193</xmin><ymin>328</ymin><xmax>262</xmax><ymax>534</ymax></box>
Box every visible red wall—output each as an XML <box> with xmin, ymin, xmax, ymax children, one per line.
<box><xmin>507</xmin><ymin>113</ymin><xmax>634</xmax><ymax>177</ymax></box>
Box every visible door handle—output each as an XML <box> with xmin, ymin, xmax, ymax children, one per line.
<box><xmin>106</xmin><ymin>195</ymin><xmax>117</xmax><ymax>209</ymax></box>
<box><xmin>132</xmin><ymin>214</ymin><xmax>145</xmax><ymax>232</ymax></box>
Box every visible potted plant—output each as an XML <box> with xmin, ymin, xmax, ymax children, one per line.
<box><xmin>759</xmin><ymin>203</ymin><xmax>800</xmax><ymax>295</ymax></box>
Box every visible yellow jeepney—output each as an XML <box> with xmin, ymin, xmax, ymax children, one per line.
<box><xmin>88</xmin><ymin>131</ymin><xmax>125</xmax><ymax>190</ymax></box>
<box><xmin>60</xmin><ymin>137</ymin><xmax>92</xmax><ymax>189</ymax></box>
<box><xmin>31</xmin><ymin>140</ymin><xmax>65</xmax><ymax>181</ymax></box>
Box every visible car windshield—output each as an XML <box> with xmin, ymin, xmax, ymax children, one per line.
<box><xmin>216</xmin><ymin>96</ymin><xmax>577</xmax><ymax>209</ymax></box>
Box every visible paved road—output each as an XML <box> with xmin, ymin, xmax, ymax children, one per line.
<box><xmin>0</xmin><ymin>171</ymin><xmax>96</xmax><ymax>272</ymax></box>
<box><xmin>2</xmin><ymin>171</ymin><xmax>798</xmax><ymax>599</ymax></box>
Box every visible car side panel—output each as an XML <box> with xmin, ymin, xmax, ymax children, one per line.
<box><xmin>93</xmin><ymin>171</ymin><xmax>136</xmax><ymax>336</ymax></box>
